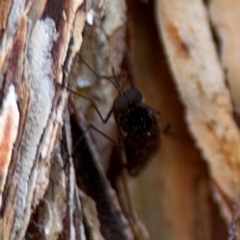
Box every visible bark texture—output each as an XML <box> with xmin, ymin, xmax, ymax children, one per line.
<box><xmin>0</xmin><ymin>0</ymin><xmax>85</xmax><ymax>239</ymax></box>
<box><xmin>0</xmin><ymin>0</ymin><xmax>240</xmax><ymax>240</ymax></box>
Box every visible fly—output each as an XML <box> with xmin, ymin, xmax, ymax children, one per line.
<box><xmin>66</xmin><ymin>56</ymin><xmax>168</xmax><ymax>176</ymax></box>
<box><xmin>112</xmin><ymin>88</ymin><xmax>161</xmax><ymax>176</ymax></box>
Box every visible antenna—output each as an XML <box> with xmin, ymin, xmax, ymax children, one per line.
<box><xmin>78</xmin><ymin>55</ymin><xmax>122</xmax><ymax>94</ymax></box>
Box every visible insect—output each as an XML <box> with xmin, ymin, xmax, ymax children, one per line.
<box><xmin>112</xmin><ymin>87</ymin><xmax>161</xmax><ymax>176</ymax></box>
<box><xmin>68</xmin><ymin>56</ymin><xmax>166</xmax><ymax>176</ymax></box>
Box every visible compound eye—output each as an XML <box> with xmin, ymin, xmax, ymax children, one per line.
<box><xmin>113</xmin><ymin>95</ymin><xmax>129</xmax><ymax>112</ymax></box>
<box><xmin>123</xmin><ymin>88</ymin><xmax>142</xmax><ymax>105</ymax></box>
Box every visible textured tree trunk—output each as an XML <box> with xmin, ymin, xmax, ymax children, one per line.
<box><xmin>0</xmin><ymin>0</ymin><xmax>240</xmax><ymax>240</ymax></box>
<box><xmin>0</xmin><ymin>0</ymin><xmax>85</xmax><ymax>239</ymax></box>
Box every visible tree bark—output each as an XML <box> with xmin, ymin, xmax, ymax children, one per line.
<box><xmin>0</xmin><ymin>0</ymin><xmax>85</xmax><ymax>239</ymax></box>
<box><xmin>0</xmin><ymin>0</ymin><xmax>240</xmax><ymax>240</ymax></box>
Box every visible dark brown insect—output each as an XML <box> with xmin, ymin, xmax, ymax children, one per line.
<box><xmin>112</xmin><ymin>88</ymin><xmax>160</xmax><ymax>176</ymax></box>
<box><xmin>67</xmin><ymin>57</ymin><xmax>164</xmax><ymax>176</ymax></box>
<box><xmin>65</xmin><ymin>61</ymin><xmax>164</xmax><ymax>239</ymax></box>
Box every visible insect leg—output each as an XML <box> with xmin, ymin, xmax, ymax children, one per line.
<box><xmin>154</xmin><ymin>111</ymin><xmax>171</xmax><ymax>133</ymax></box>
<box><xmin>57</xmin><ymin>82</ymin><xmax>114</xmax><ymax>123</ymax></box>
<box><xmin>159</xmin><ymin>118</ymin><xmax>171</xmax><ymax>133</ymax></box>
<box><xmin>72</xmin><ymin>123</ymin><xmax>117</xmax><ymax>154</ymax></box>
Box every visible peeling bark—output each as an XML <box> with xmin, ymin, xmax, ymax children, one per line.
<box><xmin>0</xmin><ymin>0</ymin><xmax>84</xmax><ymax>239</ymax></box>
<box><xmin>1</xmin><ymin>0</ymin><xmax>239</xmax><ymax>240</ymax></box>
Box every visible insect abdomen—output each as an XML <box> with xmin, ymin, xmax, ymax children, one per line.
<box><xmin>123</xmin><ymin>117</ymin><xmax>160</xmax><ymax>176</ymax></box>
<box><xmin>115</xmin><ymin>104</ymin><xmax>161</xmax><ymax>176</ymax></box>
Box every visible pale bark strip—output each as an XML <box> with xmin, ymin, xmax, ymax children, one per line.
<box><xmin>210</xmin><ymin>0</ymin><xmax>240</xmax><ymax>108</ymax></box>
<box><xmin>0</xmin><ymin>0</ymin><xmax>84</xmax><ymax>239</ymax></box>
<box><xmin>155</xmin><ymin>0</ymin><xmax>240</xmax><ymax>223</ymax></box>
<box><xmin>0</xmin><ymin>86</ymin><xmax>19</xmax><ymax>208</ymax></box>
